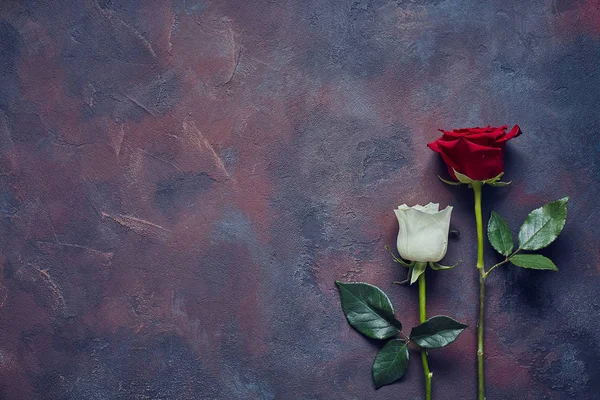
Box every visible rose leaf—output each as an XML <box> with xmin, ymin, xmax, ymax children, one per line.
<box><xmin>488</xmin><ymin>211</ymin><xmax>514</xmax><ymax>256</ymax></box>
<box><xmin>510</xmin><ymin>254</ymin><xmax>558</xmax><ymax>271</ymax></box>
<box><xmin>372</xmin><ymin>339</ymin><xmax>409</xmax><ymax>389</ymax></box>
<box><xmin>336</xmin><ymin>281</ymin><xmax>402</xmax><ymax>340</ymax></box>
<box><xmin>518</xmin><ymin>197</ymin><xmax>568</xmax><ymax>251</ymax></box>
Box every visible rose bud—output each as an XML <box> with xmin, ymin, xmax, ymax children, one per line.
<box><xmin>427</xmin><ymin>125</ymin><xmax>521</xmax><ymax>181</ymax></box>
<box><xmin>394</xmin><ymin>203</ymin><xmax>453</xmax><ymax>262</ymax></box>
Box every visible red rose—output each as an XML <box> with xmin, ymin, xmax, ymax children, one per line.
<box><xmin>427</xmin><ymin>125</ymin><xmax>522</xmax><ymax>181</ymax></box>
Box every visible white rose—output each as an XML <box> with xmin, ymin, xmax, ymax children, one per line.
<box><xmin>394</xmin><ymin>202</ymin><xmax>453</xmax><ymax>262</ymax></box>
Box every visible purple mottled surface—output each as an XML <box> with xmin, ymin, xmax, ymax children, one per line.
<box><xmin>0</xmin><ymin>0</ymin><xmax>599</xmax><ymax>399</ymax></box>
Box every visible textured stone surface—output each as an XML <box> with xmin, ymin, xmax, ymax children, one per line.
<box><xmin>0</xmin><ymin>0</ymin><xmax>599</xmax><ymax>399</ymax></box>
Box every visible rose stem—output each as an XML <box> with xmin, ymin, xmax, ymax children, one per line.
<box><xmin>418</xmin><ymin>269</ymin><xmax>432</xmax><ymax>400</ymax></box>
<box><xmin>472</xmin><ymin>181</ymin><xmax>486</xmax><ymax>400</ymax></box>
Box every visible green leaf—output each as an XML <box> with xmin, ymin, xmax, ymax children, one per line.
<box><xmin>510</xmin><ymin>254</ymin><xmax>558</xmax><ymax>271</ymax></box>
<box><xmin>487</xmin><ymin>211</ymin><xmax>514</xmax><ymax>256</ymax></box>
<box><xmin>410</xmin><ymin>316</ymin><xmax>468</xmax><ymax>349</ymax></box>
<box><xmin>410</xmin><ymin>262</ymin><xmax>427</xmax><ymax>285</ymax></box>
<box><xmin>372</xmin><ymin>339</ymin><xmax>409</xmax><ymax>389</ymax></box>
<box><xmin>336</xmin><ymin>282</ymin><xmax>401</xmax><ymax>339</ymax></box>
<box><xmin>429</xmin><ymin>261</ymin><xmax>459</xmax><ymax>270</ymax></box>
<box><xmin>518</xmin><ymin>197</ymin><xmax>569</xmax><ymax>250</ymax></box>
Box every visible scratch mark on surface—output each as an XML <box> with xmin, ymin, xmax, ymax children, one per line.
<box><xmin>120</xmin><ymin>92</ymin><xmax>157</xmax><ymax>117</ymax></box>
<box><xmin>101</xmin><ymin>211</ymin><xmax>171</xmax><ymax>239</ymax></box>
<box><xmin>124</xmin><ymin>149</ymin><xmax>144</xmax><ymax>189</ymax></box>
<box><xmin>134</xmin><ymin>146</ymin><xmax>182</xmax><ymax>172</ymax></box>
<box><xmin>221</xmin><ymin>48</ymin><xmax>242</xmax><ymax>86</ymax></box>
<box><xmin>30</xmin><ymin>264</ymin><xmax>66</xmax><ymax>310</ymax></box>
<box><xmin>0</xmin><ymin>289</ymin><xmax>7</xmax><ymax>309</ymax></box>
<box><xmin>0</xmin><ymin>110</ymin><xmax>15</xmax><ymax>165</ymax></box>
<box><xmin>43</xmin><ymin>207</ymin><xmax>59</xmax><ymax>244</ymax></box>
<box><xmin>107</xmin><ymin>122</ymin><xmax>126</xmax><ymax>157</ymax></box>
<box><xmin>51</xmin><ymin>136</ymin><xmax>95</xmax><ymax>150</ymax></box>
<box><xmin>95</xmin><ymin>1</ymin><xmax>157</xmax><ymax>58</ymax></box>
<box><xmin>79</xmin><ymin>180</ymin><xmax>105</xmax><ymax>218</ymax></box>
<box><xmin>220</xmin><ymin>23</ymin><xmax>241</xmax><ymax>86</ymax></box>
<box><xmin>105</xmin><ymin>57</ymin><xmax>152</xmax><ymax>68</ymax></box>
<box><xmin>245</xmin><ymin>55</ymin><xmax>281</xmax><ymax>72</ymax></box>
<box><xmin>168</xmin><ymin>13</ymin><xmax>179</xmax><ymax>54</ymax></box>
<box><xmin>115</xmin><ymin>123</ymin><xmax>125</xmax><ymax>156</ymax></box>
<box><xmin>144</xmin><ymin>151</ymin><xmax>178</xmax><ymax>171</ymax></box>
<box><xmin>36</xmin><ymin>240</ymin><xmax>114</xmax><ymax>260</ymax></box>
<box><xmin>84</xmin><ymin>83</ymin><xmax>97</xmax><ymax>107</ymax></box>
<box><xmin>182</xmin><ymin>121</ymin><xmax>229</xmax><ymax>178</ymax></box>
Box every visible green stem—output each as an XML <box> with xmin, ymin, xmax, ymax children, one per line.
<box><xmin>418</xmin><ymin>270</ymin><xmax>432</xmax><ymax>400</ymax></box>
<box><xmin>472</xmin><ymin>182</ymin><xmax>486</xmax><ymax>400</ymax></box>
<box><xmin>478</xmin><ymin>270</ymin><xmax>485</xmax><ymax>400</ymax></box>
<box><xmin>484</xmin><ymin>248</ymin><xmax>521</xmax><ymax>279</ymax></box>
<box><xmin>473</xmin><ymin>182</ymin><xmax>485</xmax><ymax>270</ymax></box>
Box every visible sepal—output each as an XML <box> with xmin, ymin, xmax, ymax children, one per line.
<box><xmin>409</xmin><ymin>262</ymin><xmax>427</xmax><ymax>285</ymax></box>
<box><xmin>453</xmin><ymin>169</ymin><xmax>476</xmax><ymax>185</ymax></box>
<box><xmin>393</xmin><ymin>264</ymin><xmax>412</xmax><ymax>285</ymax></box>
<box><xmin>484</xmin><ymin>172</ymin><xmax>511</xmax><ymax>187</ymax></box>
<box><xmin>385</xmin><ymin>245</ymin><xmax>414</xmax><ymax>268</ymax></box>
<box><xmin>488</xmin><ymin>180</ymin><xmax>511</xmax><ymax>187</ymax></box>
<box><xmin>429</xmin><ymin>261</ymin><xmax>460</xmax><ymax>270</ymax></box>
<box><xmin>437</xmin><ymin>175</ymin><xmax>463</xmax><ymax>186</ymax></box>
<box><xmin>448</xmin><ymin>169</ymin><xmax>511</xmax><ymax>187</ymax></box>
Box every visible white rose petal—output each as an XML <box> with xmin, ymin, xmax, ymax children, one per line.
<box><xmin>394</xmin><ymin>204</ymin><xmax>453</xmax><ymax>262</ymax></box>
<box><xmin>412</xmin><ymin>202</ymin><xmax>440</xmax><ymax>214</ymax></box>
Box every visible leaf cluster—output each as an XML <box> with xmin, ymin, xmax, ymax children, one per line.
<box><xmin>486</xmin><ymin>197</ymin><xmax>568</xmax><ymax>276</ymax></box>
<box><xmin>335</xmin><ymin>281</ymin><xmax>467</xmax><ymax>388</ymax></box>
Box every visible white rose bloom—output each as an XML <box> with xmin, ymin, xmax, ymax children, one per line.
<box><xmin>394</xmin><ymin>202</ymin><xmax>453</xmax><ymax>262</ymax></box>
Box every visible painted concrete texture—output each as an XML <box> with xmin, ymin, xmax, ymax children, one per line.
<box><xmin>0</xmin><ymin>0</ymin><xmax>599</xmax><ymax>399</ymax></box>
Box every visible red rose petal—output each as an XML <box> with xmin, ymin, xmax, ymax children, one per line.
<box><xmin>429</xmin><ymin>124</ymin><xmax>521</xmax><ymax>181</ymax></box>
<box><xmin>458</xmin><ymin>139</ymin><xmax>504</xmax><ymax>180</ymax></box>
<box><xmin>496</xmin><ymin>125</ymin><xmax>522</xmax><ymax>143</ymax></box>
<box><xmin>427</xmin><ymin>140</ymin><xmax>442</xmax><ymax>152</ymax></box>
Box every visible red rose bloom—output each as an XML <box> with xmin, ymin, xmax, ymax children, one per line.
<box><xmin>427</xmin><ymin>125</ymin><xmax>521</xmax><ymax>181</ymax></box>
